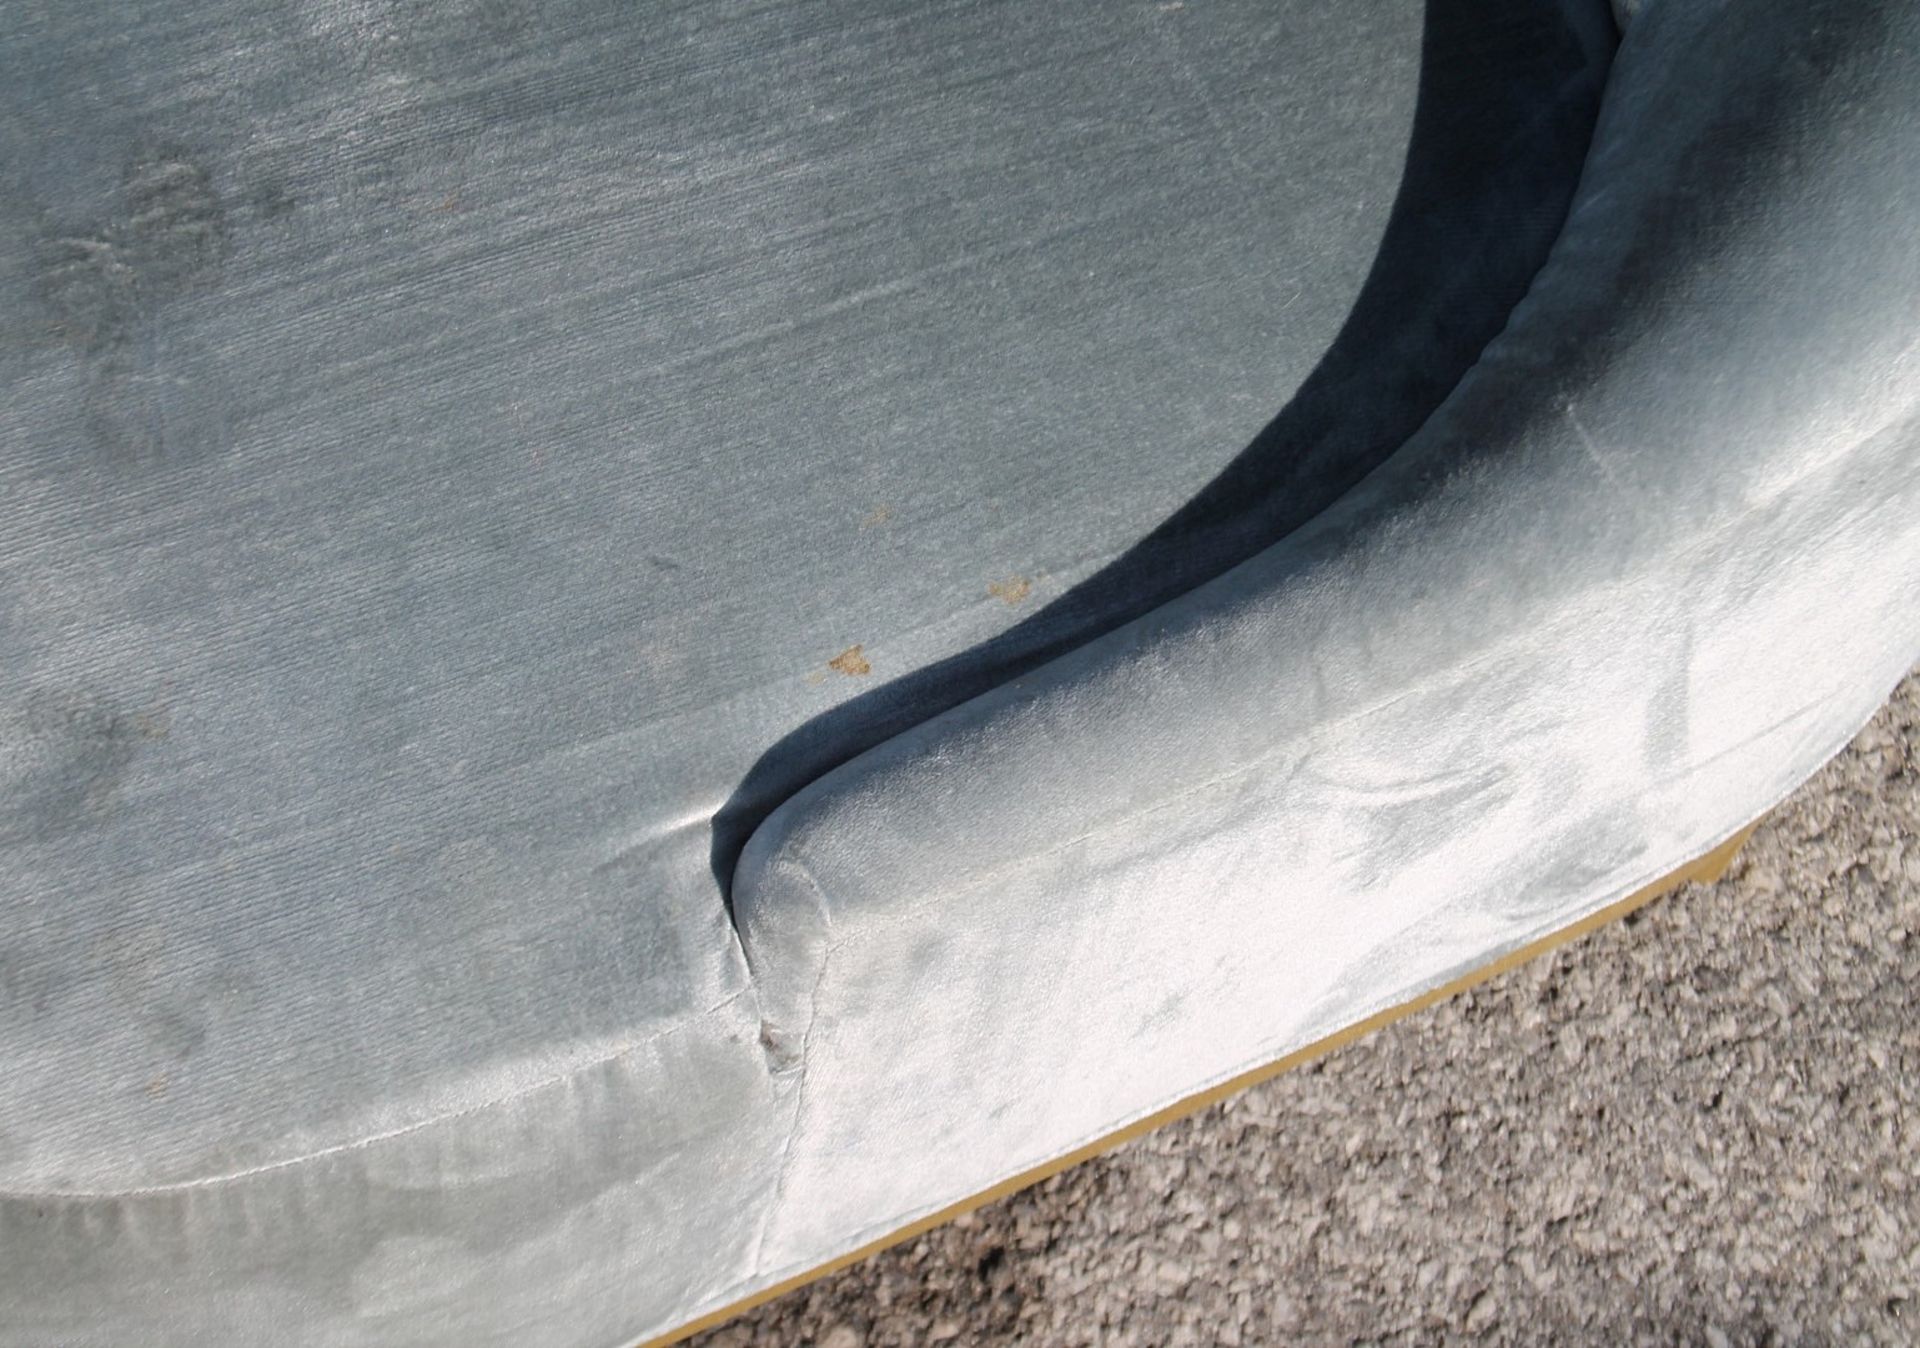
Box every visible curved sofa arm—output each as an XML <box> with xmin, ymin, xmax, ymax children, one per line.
<box><xmin>733</xmin><ymin>0</ymin><xmax>1920</xmax><ymax>1171</ymax></box>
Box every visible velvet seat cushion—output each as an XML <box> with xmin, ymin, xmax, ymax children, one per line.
<box><xmin>0</xmin><ymin>0</ymin><xmax>1604</xmax><ymax>1195</ymax></box>
<box><xmin>7</xmin><ymin>1</ymin><xmax>1920</xmax><ymax>1345</ymax></box>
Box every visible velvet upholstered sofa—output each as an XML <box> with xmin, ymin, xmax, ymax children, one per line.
<box><xmin>3</xmin><ymin>0</ymin><xmax>1918</xmax><ymax>1342</ymax></box>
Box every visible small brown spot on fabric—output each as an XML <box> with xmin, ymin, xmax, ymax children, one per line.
<box><xmin>860</xmin><ymin>505</ymin><xmax>893</xmax><ymax>530</ymax></box>
<box><xmin>829</xmin><ymin>645</ymin><xmax>872</xmax><ymax>677</ymax></box>
<box><xmin>988</xmin><ymin>576</ymin><xmax>1032</xmax><ymax>605</ymax></box>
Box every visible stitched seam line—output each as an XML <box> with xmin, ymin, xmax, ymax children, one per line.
<box><xmin>0</xmin><ymin>985</ymin><xmax>752</xmax><ymax>1204</ymax></box>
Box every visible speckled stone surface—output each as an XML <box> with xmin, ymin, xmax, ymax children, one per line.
<box><xmin>693</xmin><ymin>667</ymin><xmax>1920</xmax><ymax>1347</ymax></box>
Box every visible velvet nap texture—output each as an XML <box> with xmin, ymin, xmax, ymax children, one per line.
<box><xmin>3</xmin><ymin>0</ymin><xmax>1918</xmax><ymax>1344</ymax></box>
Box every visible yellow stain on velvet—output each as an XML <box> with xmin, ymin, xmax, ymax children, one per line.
<box><xmin>988</xmin><ymin>577</ymin><xmax>1032</xmax><ymax>606</ymax></box>
<box><xmin>828</xmin><ymin>646</ymin><xmax>872</xmax><ymax>677</ymax></box>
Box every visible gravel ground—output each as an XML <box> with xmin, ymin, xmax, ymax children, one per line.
<box><xmin>691</xmin><ymin>668</ymin><xmax>1920</xmax><ymax>1348</ymax></box>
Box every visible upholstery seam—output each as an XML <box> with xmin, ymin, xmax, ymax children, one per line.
<box><xmin>793</xmin><ymin>397</ymin><xmax>1916</xmax><ymax>941</ymax></box>
<box><xmin>0</xmin><ymin>985</ymin><xmax>753</xmax><ymax>1204</ymax></box>
<box><xmin>745</xmin><ymin>859</ymin><xmax>835</xmax><ymax>1277</ymax></box>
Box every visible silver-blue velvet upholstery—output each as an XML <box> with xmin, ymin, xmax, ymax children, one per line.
<box><xmin>3</xmin><ymin>0</ymin><xmax>1917</xmax><ymax>1342</ymax></box>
